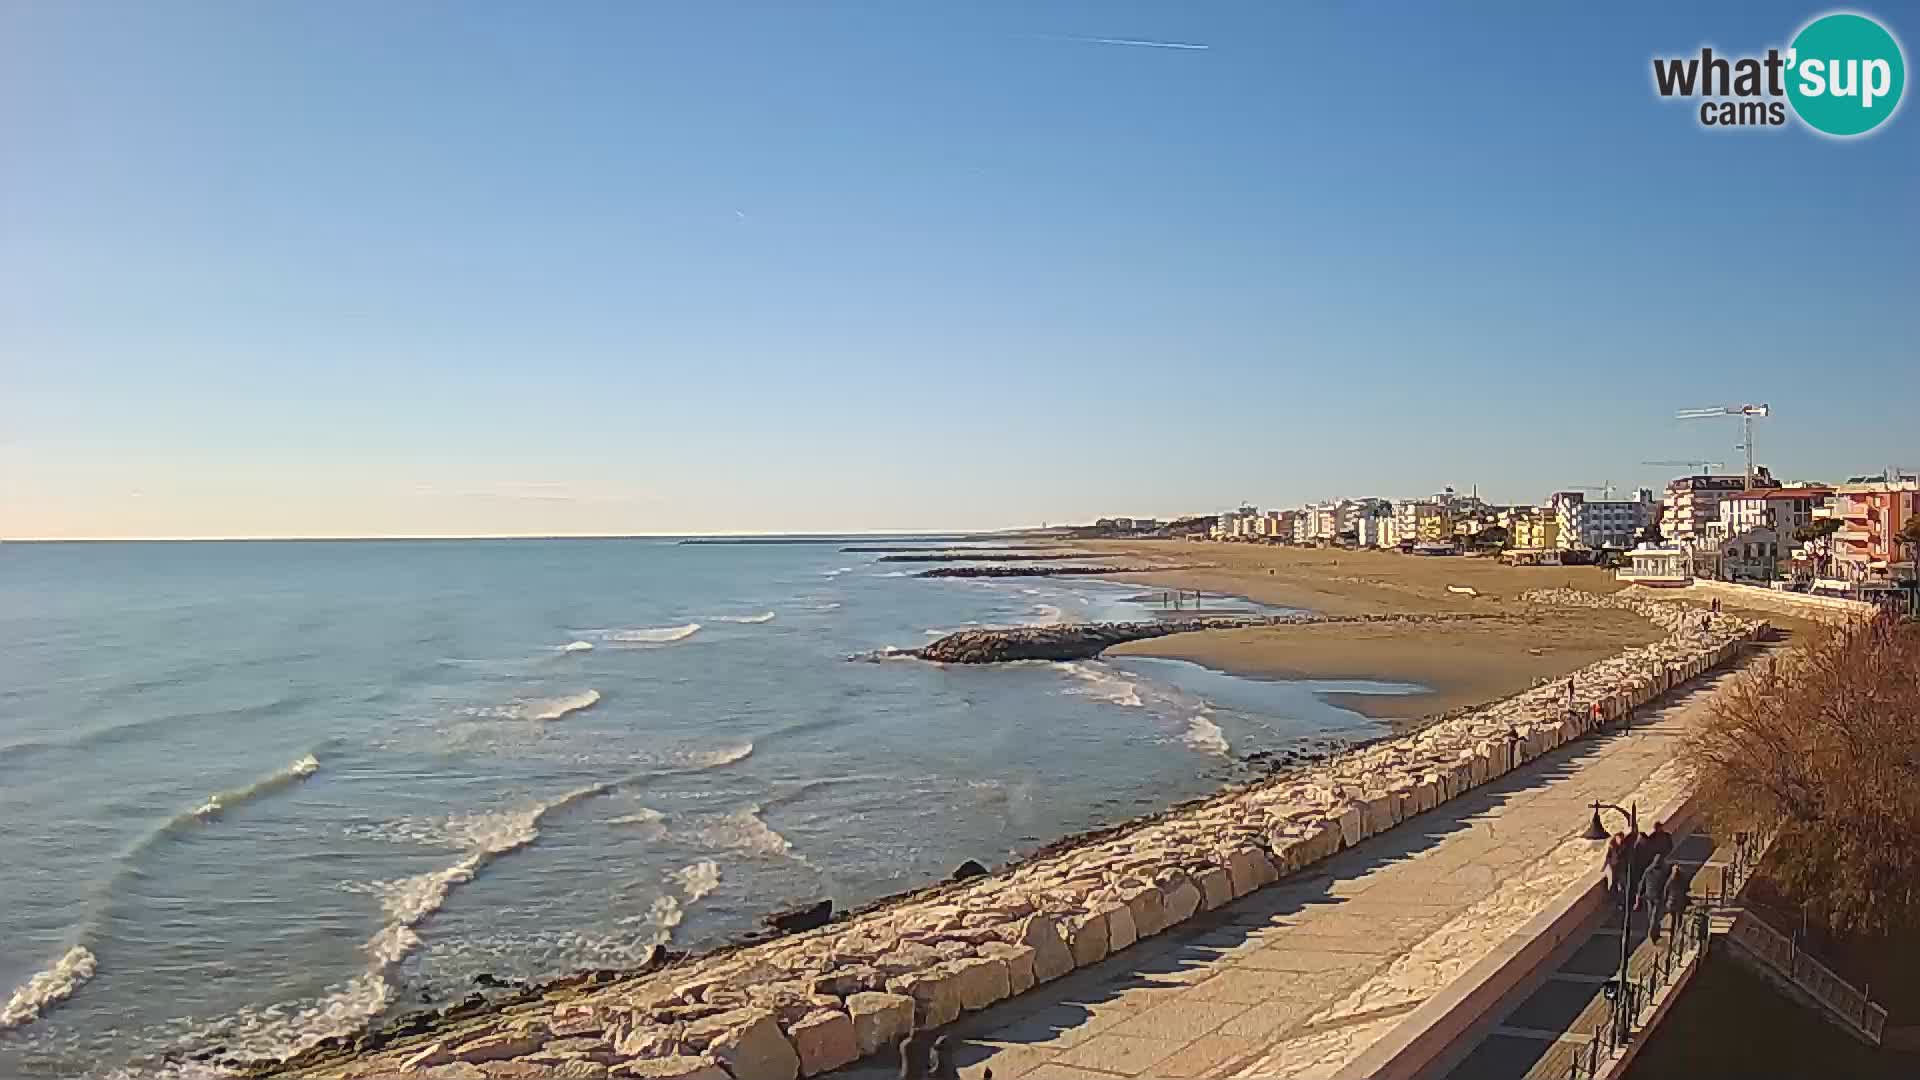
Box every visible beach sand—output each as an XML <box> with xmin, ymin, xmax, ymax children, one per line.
<box><xmin>1108</xmin><ymin>609</ymin><xmax>1663</xmax><ymax>720</ymax></box>
<box><xmin>1090</xmin><ymin>540</ymin><xmax>1665</xmax><ymax>721</ymax></box>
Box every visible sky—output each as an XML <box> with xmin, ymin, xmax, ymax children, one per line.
<box><xmin>2</xmin><ymin>1</ymin><xmax>1916</xmax><ymax>539</ymax></box>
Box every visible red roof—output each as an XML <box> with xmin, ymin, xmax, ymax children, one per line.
<box><xmin>1735</xmin><ymin>487</ymin><xmax>1832</xmax><ymax>499</ymax></box>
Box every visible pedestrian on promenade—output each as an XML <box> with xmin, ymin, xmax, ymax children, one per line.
<box><xmin>1605</xmin><ymin>832</ymin><xmax>1629</xmax><ymax>901</ymax></box>
<box><xmin>1645</xmin><ymin>855</ymin><xmax>1673</xmax><ymax>941</ymax></box>
<box><xmin>1664</xmin><ymin>864</ymin><xmax>1691</xmax><ymax>943</ymax></box>
<box><xmin>1632</xmin><ymin>821</ymin><xmax>1673</xmax><ymax>911</ymax></box>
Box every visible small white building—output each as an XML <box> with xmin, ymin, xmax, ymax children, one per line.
<box><xmin>1617</xmin><ymin>543</ymin><xmax>1691</xmax><ymax>585</ymax></box>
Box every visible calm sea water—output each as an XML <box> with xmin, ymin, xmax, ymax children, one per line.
<box><xmin>0</xmin><ymin>539</ymin><xmax>1411</xmax><ymax>1077</ymax></box>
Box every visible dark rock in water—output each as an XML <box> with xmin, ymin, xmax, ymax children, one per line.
<box><xmin>916</xmin><ymin>564</ymin><xmax>1171</xmax><ymax>579</ymax></box>
<box><xmin>473</xmin><ymin>972</ymin><xmax>525</xmax><ymax>990</ymax></box>
<box><xmin>765</xmin><ymin>898</ymin><xmax>833</xmax><ymax>934</ymax></box>
<box><xmin>914</xmin><ymin>616</ymin><xmax>1285</xmax><ymax>664</ymax></box>
<box><xmin>950</xmin><ymin>859</ymin><xmax>989</xmax><ymax>881</ymax></box>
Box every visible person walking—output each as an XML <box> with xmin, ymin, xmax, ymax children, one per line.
<box><xmin>1664</xmin><ymin>863</ymin><xmax>1691</xmax><ymax>943</ymax></box>
<box><xmin>1604</xmin><ymin>831</ymin><xmax>1629</xmax><ymax>901</ymax></box>
<box><xmin>1633</xmin><ymin>821</ymin><xmax>1673</xmax><ymax>913</ymax></box>
<box><xmin>1644</xmin><ymin>855</ymin><xmax>1673</xmax><ymax>942</ymax></box>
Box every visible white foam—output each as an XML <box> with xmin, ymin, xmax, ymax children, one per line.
<box><xmin>604</xmin><ymin>623</ymin><xmax>701</xmax><ymax>644</ymax></box>
<box><xmin>526</xmin><ymin>689</ymin><xmax>601</xmax><ymax>721</ymax></box>
<box><xmin>290</xmin><ymin>784</ymin><xmax>608</xmax><ymax>1059</ymax></box>
<box><xmin>685</xmin><ymin>805</ymin><xmax>793</xmax><ymax>858</ymax></box>
<box><xmin>712</xmin><ymin>611</ymin><xmax>776</xmax><ymax>624</ymax></box>
<box><xmin>1183</xmin><ymin>709</ymin><xmax>1232</xmax><ymax>756</ymax></box>
<box><xmin>670</xmin><ymin>859</ymin><xmax>722</xmax><ymax>901</ymax></box>
<box><xmin>558</xmin><ymin>640</ymin><xmax>595</xmax><ymax>653</ymax></box>
<box><xmin>0</xmin><ymin>945</ymin><xmax>97</xmax><ymax>1030</ymax></box>
<box><xmin>608</xmin><ymin>807</ymin><xmax>666</xmax><ymax>828</ymax></box>
<box><xmin>679</xmin><ymin>742</ymin><xmax>754</xmax><ymax>769</ymax></box>
<box><xmin>876</xmin><ymin>570</ymin><xmax>911</xmax><ymax>578</ymax></box>
<box><xmin>192</xmin><ymin>753</ymin><xmax>321</xmax><ymax>822</ymax></box>
<box><xmin>822</xmin><ymin>567</ymin><xmax>853</xmax><ymax>577</ymax></box>
<box><xmin>1031</xmin><ymin>604</ymin><xmax>1066</xmax><ymax>625</ymax></box>
<box><xmin>1058</xmin><ymin>662</ymin><xmax>1145</xmax><ymax>708</ymax></box>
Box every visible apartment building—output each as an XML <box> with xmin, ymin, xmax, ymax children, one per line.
<box><xmin>1815</xmin><ymin>480</ymin><xmax>1920</xmax><ymax>583</ymax></box>
<box><xmin>1661</xmin><ymin>469</ymin><xmax>1774</xmax><ymax>546</ymax></box>
<box><xmin>1553</xmin><ymin>489</ymin><xmax>1657</xmax><ymax>551</ymax></box>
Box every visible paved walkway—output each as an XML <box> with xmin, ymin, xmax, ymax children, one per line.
<box><xmin>828</xmin><ymin>663</ymin><xmax>1753</xmax><ymax>1080</ymax></box>
<box><xmin>1439</xmin><ymin>830</ymin><xmax>1726</xmax><ymax>1080</ymax></box>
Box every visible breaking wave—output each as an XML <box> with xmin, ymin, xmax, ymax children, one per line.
<box><xmin>557</xmin><ymin>640</ymin><xmax>595</xmax><ymax>653</ymax></box>
<box><xmin>229</xmin><ymin>784</ymin><xmax>611</xmax><ymax>1062</ymax></box>
<box><xmin>670</xmin><ymin>859</ymin><xmax>722</xmax><ymax>901</ymax></box>
<box><xmin>822</xmin><ymin>567</ymin><xmax>853</xmax><ymax>578</ymax></box>
<box><xmin>1183</xmin><ymin>709</ymin><xmax>1231</xmax><ymax>756</ymax></box>
<box><xmin>193</xmin><ymin>753</ymin><xmax>321</xmax><ymax>821</ymax></box>
<box><xmin>678</xmin><ymin>742</ymin><xmax>754</xmax><ymax>770</ymax></box>
<box><xmin>684</xmin><ymin>805</ymin><xmax>794</xmax><ymax>859</ymax></box>
<box><xmin>604</xmin><ymin>623</ymin><xmax>701</xmax><ymax>644</ymax></box>
<box><xmin>1058</xmin><ymin>663</ymin><xmax>1145</xmax><ymax>708</ymax></box>
<box><xmin>470</xmin><ymin>689</ymin><xmax>601</xmax><ymax>722</ymax></box>
<box><xmin>712</xmin><ymin>611</ymin><xmax>776</xmax><ymax>624</ymax></box>
<box><xmin>0</xmin><ymin>946</ymin><xmax>97</xmax><ymax>1030</ymax></box>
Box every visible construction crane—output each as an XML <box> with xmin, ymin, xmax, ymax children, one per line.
<box><xmin>1642</xmin><ymin>459</ymin><xmax>1726</xmax><ymax>474</ymax></box>
<box><xmin>1563</xmin><ymin>483</ymin><xmax>1619</xmax><ymax>499</ymax></box>
<box><xmin>1676</xmin><ymin>404</ymin><xmax>1769</xmax><ymax>489</ymax></box>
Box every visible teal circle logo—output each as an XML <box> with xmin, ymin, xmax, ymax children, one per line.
<box><xmin>1786</xmin><ymin>12</ymin><xmax>1906</xmax><ymax>136</ymax></box>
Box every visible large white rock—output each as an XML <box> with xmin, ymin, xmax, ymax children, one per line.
<box><xmin>1161</xmin><ymin>876</ymin><xmax>1202</xmax><ymax>926</ymax></box>
<box><xmin>1012</xmin><ymin>914</ymin><xmax>1075</xmax><ymax>982</ymax></box>
<box><xmin>705</xmin><ymin>1010</ymin><xmax>800</xmax><ymax>1080</ymax></box>
<box><xmin>1195</xmin><ymin>865</ymin><xmax>1234</xmax><ymax>910</ymax></box>
<box><xmin>1105</xmin><ymin>900</ymin><xmax>1139</xmax><ymax>951</ymax></box>
<box><xmin>947</xmin><ymin>955</ymin><xmax>1012</xmax><ymax>1011</ymax></box>
<box><xmin>844</xmin><ymin>992</ymin><xmax>914</xmax><ymax>1058</ymax></box>
<box><xmin>887</xmin><ymin>967</ymin><xmax>963</xmax><ymax>1028</ymax></box>
<box><xmin>1065</xmin><ymin>908</ymin><xmax>1110</xmax><ymax>968</ymax></box>
<box><xmin>980</xmin><ymin>940</ymin><xmax>1037</xmax><ymax>994</ymax></box>
<box><xmin>613</xmin><ymin>1056</ymin><xmax>732</xmax><ymax>1080</ymax></box>
<box><xmin>1122</xmin><ymin>883</ymin><xmax>1167</xmax><ymax>939</ymax></box>
<box><xmin>786</xmin><ymin>1010</ymin><xmax>858</xmax><ymax>1077</ymax></box>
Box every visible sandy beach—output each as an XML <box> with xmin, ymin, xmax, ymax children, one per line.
<box><xmin>1087</xmin><ymin>540</ymin><xmax>1665</xmax><ymax>720</ymax></box>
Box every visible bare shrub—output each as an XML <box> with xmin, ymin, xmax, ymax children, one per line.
<box><xmin>1686</xmin><ymin>616</ymin><xmax>1920</xmax><ymax>933</ymax></box>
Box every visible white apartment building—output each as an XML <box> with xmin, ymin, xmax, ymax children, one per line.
<box><xmin>1707</xmin><ymin>486</ymin><xmax>1832</xmax><ymax>540</ymax></box>
<box><xmin>1553</xmin><ymin>489</ymin><xmax>1657</xmax><ymax>551</ymax></box>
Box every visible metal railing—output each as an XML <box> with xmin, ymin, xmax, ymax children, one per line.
<box><xmin>1555</xmin><ymin>831</ymin><xmax>1769</xmax><ymax>1080</ymax></box>
<box><xmin>1726</xmin><ymin>911</ymin><xmax>1888</xmax><ymax>1044</ymax></box>
<box><xmin>1557</xmin><ymin>905</ymin><xmax>1714</xmax><ymax>1079</ymax></box>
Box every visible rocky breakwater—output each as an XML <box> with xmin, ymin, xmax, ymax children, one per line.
<box><xmin>915</xmin><ymin>564</ymin><xmax>1189</xmax><ymax>579</ymax></box>
<box><xmin>275</xmin><ymin>593</ymin><xmax>1766</xmax><ymax>1080</ymax></box>
<box><xmin>914</xmin><ymin>616</ymin><xmax>1290</xmax><ymax>663</ymax></box>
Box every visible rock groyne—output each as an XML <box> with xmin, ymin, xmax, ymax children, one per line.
<box><xmin>271</xmin><ymin>592</ymin><xmax>1765</xmax><ymax>1080</ymax></box>
<box><xmin>909</xmin><ymin>613</ymin><xmax>1494</xmax><ymax>664</ymax></box>
<box><xmin>916</xmin><ymin>565</ymin><xmax>1188</xmax><ymax>579</ymax></box>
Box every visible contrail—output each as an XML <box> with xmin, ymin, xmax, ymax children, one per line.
<box><xmin>1041</xmin><ymin>34</ymin><xmax>1210</xmax><ymax>51</ymax></box>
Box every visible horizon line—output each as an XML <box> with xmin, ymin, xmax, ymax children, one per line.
<box><xmin>0</xmin><ymin>527</ymin><xmax>1052</xmax><ymax>543</ymax></box>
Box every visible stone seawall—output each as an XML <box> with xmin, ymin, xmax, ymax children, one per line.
<box><xmin>274</xmin><ymin>594</ymin><xmax>1766</xmax><ymax>1080</ymax></box>
<box><xmin>1672</xmin><ymin>580</ymin><xmax>1881</xmax><ymax>626</ymax></box>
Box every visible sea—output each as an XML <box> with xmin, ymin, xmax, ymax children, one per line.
<box><xmin>0</xmin><ymin>539</ymin><xmax>1418</xmax><ymax>1077</ymax></box>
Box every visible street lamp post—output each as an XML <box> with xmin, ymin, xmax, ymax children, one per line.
<box><xmin>1584</xmin><ymin>800</ymin><xmax>1640</xmax><ymax>1043</ymax></box>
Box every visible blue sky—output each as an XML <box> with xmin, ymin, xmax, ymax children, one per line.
<box><xmin>3</xmin><ymin>1</ymin><xmax>1915</xmax><ymax>537</ymax></box>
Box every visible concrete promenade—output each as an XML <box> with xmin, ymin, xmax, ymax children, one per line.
<box><xmin>829</xmin><ymin>666</ymin><xmax>1747</xmax><ymax>1080</ymax></box>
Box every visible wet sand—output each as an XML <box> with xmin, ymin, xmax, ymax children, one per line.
<box><xmin>1089</xmin><ymin>540</ymin><xmax>1663</xmax><ymax>721</ymax></box>
<box><xmin>1108</xmin><ymin>608</ymin><xmax>1664</xmax><ymax>720</ymax></box>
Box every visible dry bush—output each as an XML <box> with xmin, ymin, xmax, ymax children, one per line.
<box><xmin>1686</xmin><ymin>616</ymin><xmax>1920</xmax><ymax>933</ymax></box>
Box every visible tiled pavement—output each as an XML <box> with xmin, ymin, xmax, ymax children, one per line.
<box><xmin>826</xmin><ymin>663</ymin><xmax>1753</xmax><ymax>1080</ymax></box>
